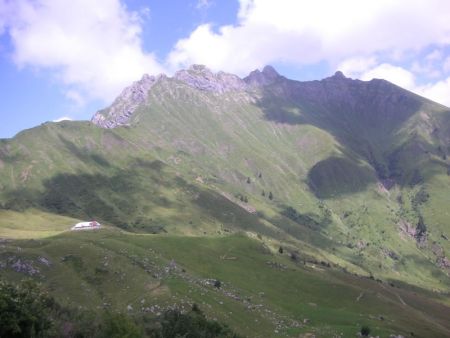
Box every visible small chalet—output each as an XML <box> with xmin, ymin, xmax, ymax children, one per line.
<box><xmin>71</xmin><ymin>220</ymin><xmax>101</xmax><ymax>231</ymax></box>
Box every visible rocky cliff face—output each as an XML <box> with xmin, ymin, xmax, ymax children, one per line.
<box><xmin>91</xmin><ymin>64</ymin><xmax>447</xmax><ymax>141</ymax></box>
<box><xmin>243</xmin><ymin>65</ymin><xmax>283</xmax><ymax>86</ymax></box>
<box><xmin>92</xmin><ymin>73</ymin><xmax>164</xmax><ymax>128</ymax></box>
<box><xmin>173</xmin><ymin>64</ymin><xmax>247</xmax><ymax>93</ymax></box>
<box><xmin>91</xmin><ymin>65</ymin><xmax>253</xmax><ymax>129</ymax></box>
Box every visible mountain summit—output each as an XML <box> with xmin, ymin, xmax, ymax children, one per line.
<box><xmin>92</xmin><ymin>65</ymin><xmax>353</xmax><ymax>129</ymax></box>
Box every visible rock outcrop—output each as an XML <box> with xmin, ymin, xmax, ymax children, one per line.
<box><xmin>91</xmin><ymin>65</ymin><xmax>251</xmax><ymax>129</ymax></box>
<box><xmin>174</xmin><ymin>64</ymin><xmax>247</xmax><ymax>93</ymax></box>
<box><xmin>244</xmin><ymin>65</ymin><xmax>282</xmax><ymax>87</ymax></box>
<box><xmin>92</xmin><ymin>73</ymin><xmax>163</xmax><ymax>128</ymax></box>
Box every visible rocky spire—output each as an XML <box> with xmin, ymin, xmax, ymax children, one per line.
<box><xmin>332</xmin><ymin>70</ymin><xmax>346</xmax><ymax>79</ymax></box>
<box><xmin>91</xmin><ymin>73</ymin><xmax>164</xmax><ymax>128</ymax></box>
<box><xmin>244</xmin><ymin>65</ymin><xmax>282</xmax><ymax>86</ymax></box>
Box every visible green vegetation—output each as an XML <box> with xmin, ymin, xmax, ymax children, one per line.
<box><xmin>0</xmin><ymin>72</ymin><xmax>450</xmax><ymax>336</ymax></box>
<box><xmin>0</xmin><ymin>280</ymin><xmax>239</xmax><ymax>338</ymax></box>
<box><xmin>360</xmin><ymin>325</ymin><xmax>371</xmax><ymax>337</ymax></box>
<box><xmin>0</xmin><ymin>280</ymin><xmax>55</xmax><ymax>337</ymax></box>
<box><xmin>0</xmin><ymin>231</ymin><xmax>449</xmax><ymax>337</ymax></box>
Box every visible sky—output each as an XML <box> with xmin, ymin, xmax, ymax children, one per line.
<box><xmin>1</xmin><ymin>0</ymin><xmax>450</xmax><ymax>138</ymax></box>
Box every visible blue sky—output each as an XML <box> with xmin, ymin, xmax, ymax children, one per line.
<box><xmin>1</xmin><ymin>0</ymin><xmax>450</xmax><ymax>138</ymax></box>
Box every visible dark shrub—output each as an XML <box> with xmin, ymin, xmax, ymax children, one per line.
<box><xmin>360</xmin><ymin>325</ymin><xmax>371</xmax><ymax>336</ymax></box>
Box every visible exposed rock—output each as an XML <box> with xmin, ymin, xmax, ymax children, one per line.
<box><xmin>398</xmin><ymin>219</ymin><xmax>417</xmax><ymax>239</ymax></box>
<box><xmin>431</xmin><ymin>243</ymin><xmax>450</xmax><ymax>271</ymax></box>
<box><xmin>356</xmin><ymin>240</ymin><xmax>368</xmax><ymax>250</ymax></box>
<box><xmin>174</xmin><ymin>65</ymin><xmax>246</xmax><ymax>93</ymax></box>
<box><xmin>91</xmin><ymin>73</ymin><xmax>163</xmax><ymax>128</ymax></box>
<box><xmin>244</xmin><ymin>65</ymin><xmax>282</xmax><ymax>87</ymax></box>
<box><xmin>92</xmin><ymin>65</ymin><xmax>248</xmax><ymax>129</ymax></box>
<box><xmin>437</xmin><ymin>256</ymin><xmax>450</xmax><ymax>270</ymax></box>
<box><xmin>398</xmin><ymin>217</ymin><xmax>427</xmax><ymax>246</ymax></box>
<box><xmin>38</xmin><ymin>256</ymin><xmax>52</xmax><ymax>267</ymax></box>
<box><xmin>8</xmin><ymin>257</ymin><xmax>40</xmax><ymax>275</ymax></box>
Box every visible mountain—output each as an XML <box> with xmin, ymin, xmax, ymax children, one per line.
<box><xmin>0</xmin><ymin>65</ymin><xmax>450</xmax><ymax>337</ymax></box>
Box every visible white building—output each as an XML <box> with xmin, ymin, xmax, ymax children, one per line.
<box><xmin>71</xmin><ymin>221</ymin><xmax>101</xmax><ymax>231</ymax></box>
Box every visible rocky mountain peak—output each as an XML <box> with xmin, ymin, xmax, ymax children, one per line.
<box><xmin>244</xmin><ymin>65</ymin><xmax>282</xmax><ymax>86</ymax></box>
<box><xmin>321</xmin><ymin>70</ymin><xmax>350</xmax><ymax>83</ymax></box>
<box><xmin>91</xmin><ymin>72</ymin><xmax>164</xmax><ymax>128</ymax></box>
<box><xmin>174</xmin><ymin>64</ymin><xmax>246</xmax><ymax>93</ymax></box>
<box><xmin>332</xmin><ymin>70</ymin><xmax>346</xmax><ymax>79</ymax></box>
<box><xmin>92</xmin><ymin>65</ymin><xmax>248</xmax><ymax>128</ymax></box>
<box><xmin>262</xmin><ymin>65</ymin><xmax>280</xmax><ymax>78</ymax></box>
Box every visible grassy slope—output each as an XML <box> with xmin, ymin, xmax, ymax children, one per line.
<box><xmin>0</xmin><ymin>74</ymin><xmax>450</xmax><ymax>336</ymax></box>
<box><xmin>121</xmin><ymin>77</ymin><xmax>450</xmax><ymax>291</ymax></box>
<box><xmin>1</xmin><ymin>229</ymin><xmax>449</xmax><ymax>338</ymax></box>
<box><xmin>0</xmin><ymin>209</ymin><xmax>81</xmax><ymax>239</ymax></box>
<box><xmin>1</xmin><ymin>75</ymin><xmax>450</xmax><ymax>292</ymax></box>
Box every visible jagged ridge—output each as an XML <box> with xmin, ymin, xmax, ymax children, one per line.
<box><xmin>91</xmin><ymin>64</ymin><xmax>285</xmax><ymax>128</ymax></box>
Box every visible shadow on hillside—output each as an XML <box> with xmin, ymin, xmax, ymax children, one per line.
<box><xmin>58</xmin><ymin>136</ymin><xmax>111</xmax><ymax>168</ymax></box>
<box><xmin>254</xmin><ymin>81</ymin><xmax>450</xmax><ymax>187</ymax></box>
<box><xmin>2</xmin><ymin>159</ymin><xmax>173</xmax><ymax>232</ymax></box>
<box><xmin>266</xmin><ymin>211</ymin><xmax>336</xmax><ymax>247</ymax></box>
<box><xmin>2</xmin><ymin>157</ymin><xmax>293</xmax><ymax>237</ymax></box>
<box><xmin>193</xmin><ymin>190</ymin><xmax>280</xmax><ymax>239</ymax></box>
<box><xmin>307</xmin><ymin>156</ymin><xmax>376</xmax><ymax>198</ymax></box>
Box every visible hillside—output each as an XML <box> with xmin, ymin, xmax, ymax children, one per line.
<box><xmin>0</xmin><ymin>65</ymin><xmax>450</xmax><ymax>336</ymax></box>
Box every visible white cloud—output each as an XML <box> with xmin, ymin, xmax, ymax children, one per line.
<box><xmin>361</xmin><ymin>63</ymin><xmax>416</xmax><ymax>90</ymax></box>
<box><xmin>168</xmin><ymin>0</ymin><xmax>450</xmax><ymax>75</ymax></box>
<box><xmin>417</xmin><ymin>77</ymin><xmax>450</xmax><ymax>107</ymax></box>
<box><xmin>337</xmin><ymin>56</ymin><xmax>378</xmax><ymax>78</ymax></box>
<box><xmin>1</xmin><ymin>0</ymin><xmax>450</xmax><ymax>110</ymax></box>
<box><xmin>53</xmin><ymin>116</ymin><xmax>73</xmax><ymax>122</ymax></box>
<box><xmin>1</xmin><ymin>0</ymin><xmax>164</xmax><ymax>102</ymax></box>
<box><xmin>169</xmin><ymin>0</ymin><xmax>450</xmax><ymax>106</ymax></box>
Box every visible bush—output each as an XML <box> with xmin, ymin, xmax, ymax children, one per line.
<box><xmin>360</xmin><ymin>325</ymin><xmax>371</xmax><ymax>336</ymax></box>
<box><xmin>158</xmin><ymin>308</ymin><xmax>240</xmax><ymax>338</ymax></box>
<box><xmin>290</xmin><ymin>252</ymin><xmax>299</xmax><ymax>261</ymax></box>
<box><xmin>0</xmin><ymin>280</ymin><xmax>241</xmax><ymax>338</ymax></box>
<box><xmin>101</xmin><ymin>312</ymin><xmax>142</xmax><ymax>338</ymax></box>
<box><xmin>0</xmin><ymin>280</ymin><xmax>56</xmax><ymax>338</ymax></box>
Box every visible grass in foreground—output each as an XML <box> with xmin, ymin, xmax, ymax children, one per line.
<box><xmin>0</xmin><ymin>229</ymin><xmax>449</xmax><ymax>337</ymax></box>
